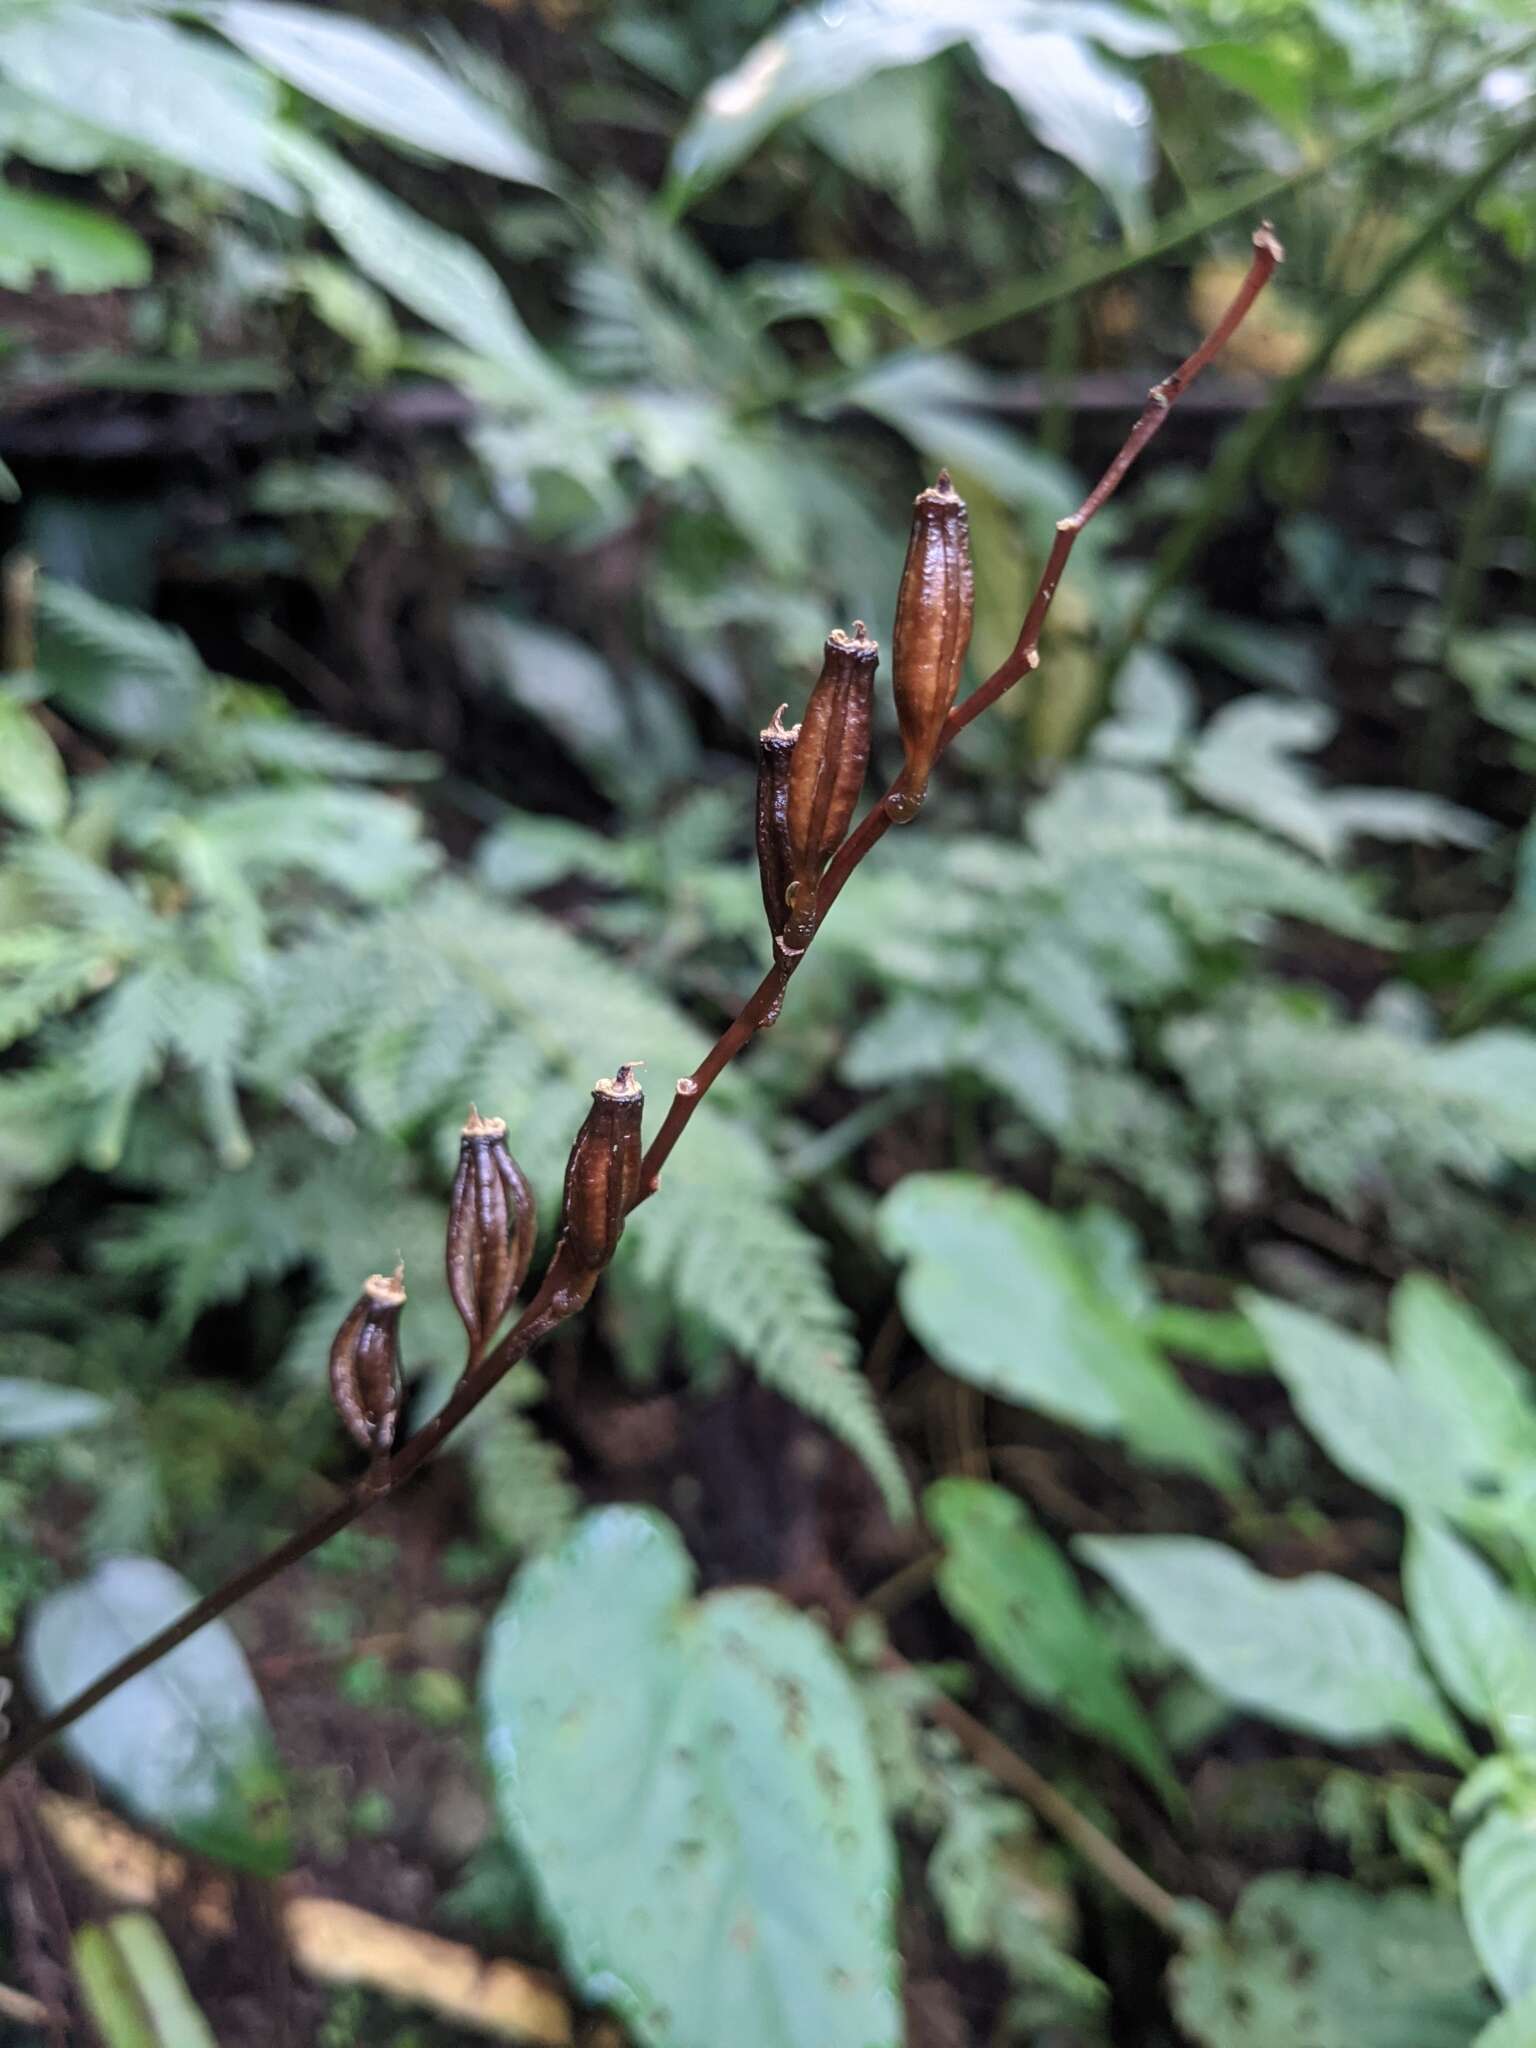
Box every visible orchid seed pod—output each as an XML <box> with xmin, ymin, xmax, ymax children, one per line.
<box><xmin>329</xmin><ymin>1267</ymin><xmax>405</xmax><ymax>1455</ymax></box>
<box><xmin>558</xmin><ymin>1063</ymin><xmax>644</xmax><ymax>1271</ymax></box>
<box><xmin>446</xmin><ymin>1108</ymin><xmax>537</xmax><ymax>1354</ymax></box>
<box><xmin>890</xmin><ymin>471</ymin><xmax>974</xmax><ymax>820</ymax></box>
<box><xmin>785</xmin><ymin>623</ymin><xmax>877</xmax><ymax>908</ymax></box>
<box><xmin>755</xmin><ymin>704</ymin><xmax>799</xmax><ymax>945</ymax></box>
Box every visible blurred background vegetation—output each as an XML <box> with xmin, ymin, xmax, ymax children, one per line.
<box><xmin>5</xmin><ymin>0</ymin><xmax>1536</xmax><ymax>2042</ymax></box>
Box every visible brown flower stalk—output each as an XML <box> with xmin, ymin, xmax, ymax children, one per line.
<box><xmin>0</xmin><ymin>225</ymin><xmax>1282</xmax><ymax>1791</ymax></box>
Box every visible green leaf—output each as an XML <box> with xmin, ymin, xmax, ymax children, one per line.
<box><xmin>1405</xmin><ymin>1521</ymin><xmax>1536</xmax><ymax>1753</ymax></box>
<box><xmin>0</xmin><ymin>182</ymin><xmax>150</xmax><ymax>292</ymax></box>
<box><xmin>0</xmin><ymin>6</ymin><xmax>292</xmax><ymax>207</ymax></box>
<box><xmin>0</xmin><ymin>1377</ymin><xmax>109</xmax><ymax>1441</ymax></box>
<box><xmin>1080</xmin><ymin>1536</ymin><xmax>1467</xmax><ymax>1762</ymax></box>
<box><xmin>1247</xmin><ymin>1290</ymin><xmax>1536</xmax><ymax>1533</ymax></box>
<box><xmin>879</xmin><ymin>1174</ymin><xmax>1236</xmax><ymax>1486</ymax></box>
<box><xmin>73</xmin><ymin>1913</ymin><xmax>219</xmax><ymax>2048</ymax></box>
<box><xmin>1142</xmin><ymin>1305</ymin><xmax>1269</xmax><ymax>1371</ymax></box>
<box><xmin>213</xmin><ymin>2</ymin><xmax>549</xmax><ymax>185</ymax></box>
<box><xmin>1170</xmin><ymin>1872</ymin><xmax>1493</xmax><ymax>2048</ymax></box>
<box><xmin>0</xmin><ymin>693</ymin><xmax>68</xmax><ymax>829</ymax></box>
<box><xmin>1473</xmin><ymin>1986</ymin><xmax>1536</xmax><ymax>2048</ymax></box>
<box><xmin>24</xmin><ymin>1557</ymin><xmax>289</xmax><ymax>1872</ymax></box>
<box><xmin>274</xmin><ymin>130</ymin><xmax>562</xmax><ymax>392</ymax></box>
<box><xmin>927</xmin><ymin>1478</ymin><xmax>1176</xmax><ymax>1801</ymax></box>
<box><xmin>483</xmin><ymin>1507</ymin><xmax>901</xmax><ymax>2048</ymax></box>
<box><xmin>35</xmin><ymin>578</ymin><xmax>204</xmax><ymax>745</ymax></box>
<box><xmin>1463</xmin><ymin>1805</ymin><xmax>1536</xmax><ymax>2005</ymax></box>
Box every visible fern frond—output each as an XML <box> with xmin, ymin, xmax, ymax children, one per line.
<box><xmin>464</xmin><ymin>1367</ymin><xmax>578</xmax><ymax>1556</ymax></box>
<box><xmin>624</xmin><ymin>1119</ymin><xmax>911</xmax><ymax>1520</ymax></box>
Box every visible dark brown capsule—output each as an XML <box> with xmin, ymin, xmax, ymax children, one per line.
<box><xmin>446</xmin><ymin>1107</ymin><xmax>537</xmax><ymax>1354</ymax></box>
<box><xmin>890</xmin><ymin>471</ymin><xmax>974</xmax><ymax>820</ymax></box>
<box><xmin>755</xmin><ymin>704</ymin><xmax>799</xmax><ymax>944</ymax></box>
<box><xmin>785</xmin><ymin>624</ymin><xmax>877</xmax><ymax>897</ymax></box>
<box><xmin>559</xmin><ymin>1063</ymin><xmax>644</xmax><ymax>1271</ymax></box>
<box><xmin>329</xmin><ymin>1266</ymin><xmax>405</xmax><ymax>1455</ymax></box>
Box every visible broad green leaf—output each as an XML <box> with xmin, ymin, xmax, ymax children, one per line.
<box><xmin>214</xmin><ymin>3</ymin><xmax>550</xmax><ymax>186</ymax></box>
<box><xmin>24</xmin><ymin>1557</ymin><xmax>289</xmax><ymax>1872</ymax></box>
<box><xmin>275</xmin><ymin>131</ymin><xmax>562</xmax><ymax>393</ymax></box>
<box><xmin>1080</xmin><ymin>1537</ymin><xmax>1466</xmax><ymax>1761</ymax></box>
<box><xmin>927</xmin><ymin>1478</ymin><xmax>1175</xmax><ymax>1802</ymax></box>
<box><xmin>1242</xmin><ymin>1293</ymin><xmax>1461</xmax><ymax>1512</ymax></box>
<box><xmin>879</xmin><ymin>1174</ymin><xmax>1236</xmax><ymax>1486</ymax></box>
<box><xmin>1391</xmin><ymin>1277</ymin><xmax>1536</xmax><ymax>1461</ymax></box>
<box><xmin>1474</xmin><ymin>1986</ymin><xmax>1536</xmax><ymax>2048</ymax></box>
<box><xmin>1464</xmin><ymin>1806</ymin><xmax>1536</xmax><ymax>2005</ymax></box>
<box><xmin>0</xmin><ymin>1377</ymin><xmax>109</xmax><ymax>1441</ymax></box>
<box><xmin>74</xmin><ymin>1914</ymin><xmax>219</xmax><ymax>2048</ymax></box>
<box><xmin>970</xmin><ymin>25</ymin><xmax>1154</xmax><ymax>232</ymax></box>
<box><xmin>483</xmin><ymin>1507</ymin><xmax>901</xmax><ymax>2048</ymax></box>
<box><xmin>0</xmin><ymin>694</ymin><xmax>68</xmax><ymax>829</ymax></box>
<box><xmin>0</xmin><ymin>184</ymin><xmax>150</xmax><ymax>292</ymax></box>
<box><xmin>0</xmin><ymin>7</ymin><xmax>292</xmax><ymax>207</ymax></box>
<box><xmin>36</xmin><ymin>578</ymin><xmax>205</xmax><ymax>746</ymax></box>
<box><xmin>1170</xmin><ymin>1872</ymin><xmax>1493</xmax><ymax>2048</ymax></box>
<box><xmin>1405</xmin><ymin>1521</ymin><xmax>1536</xmax><ymax>1753</ymax></box>
<box><xmin>1142</xmin><ymin>1305</ymin><xmax>1269</xmax><ymax>1370</ymax></box>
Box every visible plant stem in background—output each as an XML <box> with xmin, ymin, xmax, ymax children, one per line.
<box><xmin>0</xmin><ymin>232</ymin><xmax>1283</xmax><ymax>1808</ymax></box>
<box><xmin>1099</xmin><ymin>109</ymin><xmax>1536</xmax><ymax>689</ymax></box>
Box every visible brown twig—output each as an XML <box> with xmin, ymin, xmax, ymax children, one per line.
<box><xmin>0</xmin><ymin>227</ymin><xmax>1282</xmax><ymax>1786</ymax></box>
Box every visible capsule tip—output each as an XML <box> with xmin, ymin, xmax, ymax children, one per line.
<box><xmin>365</xmin><ymin>1266</ymin><xmax>407</xmax><ymax>1307</ymax></box>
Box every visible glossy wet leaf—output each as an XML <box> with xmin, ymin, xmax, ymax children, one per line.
<box><xmin>1171</xmin><ymin>1873</ymin><xmax>1493</xmax><ymax>2047</ymax></box>
<box><xmin>214</xmin><ymin>2</ymin><xmax>547</xmax><ymax>184</ymax></box>
<box><xmin>483</xmin><ymin>1507</ymin><xmax>901</xmax><ymax>2048</ymax></box>
<box><xmin>25</xmin><ymin>1557</ymin><xmax>289</xmax><ymax>1873</ymax></box>
<box><xmin>0</xmin><ymin>6</ymin><xmax>292</xmax><ymax>206</ymax></box>
<box><xmin>1081</xmin><ymin>1536</ymin><xmax>1466</xmax><ymax>1761</ymax></box>
<box><xmin>1464</xmin><ymin>1806</ymin><xmax>1536</xmax><ymax>2005</ymax></box>
<box><xmin>879</xmin><ymin>1174</ymin><xmax>1236</xmax><ymax>1486</ymax></box>
<box><xmin>927</xmin><ymin>1478</ymin><xmax>1176</xmax><ymax>1802</ymax></box>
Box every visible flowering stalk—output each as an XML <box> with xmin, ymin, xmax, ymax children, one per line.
<box><xmin>0</xmin><ymin>225</ymin><xmax>1282</xmax><ymax>1788</ymax></box>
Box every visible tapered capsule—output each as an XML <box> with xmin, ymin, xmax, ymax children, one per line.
<box><xmin>559</xmin><ymin>1064</ymin><xmax>644</xmax><ymax>1271</ymax></box>
<box><xmin>329</xmin><ymin>1267</ymin><xmax>405</xmax><ymax>1455</ymax></box>
<box><xmin>756</xmin><ymin>705</ymin><xmax>799</xmax><ymax>944</ymax></box>
<box><xmin>891</xmin><ymin>471</ymin><xmax>973</xmax><ymax>819</ymax></box>
<box><xmin>786</xmin><ymin>624</ymin><xmax>877</xmax><ymax>899</ymax></box>
<box><xmin>446</xmin><ymin>1108</ymin><xmax>536</xmax><ymax>1354</ymax></box>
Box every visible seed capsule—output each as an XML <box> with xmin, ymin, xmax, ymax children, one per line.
<box><xmin>559</xmin><ymin>1064</ymin><xmax>644</xmax><ymax>1271</ymax></box>
<box><xmin>891</xmin><ymin>471</ymin><xmax>974</xmax><ymax>819</ymax></box>
<box><xmin>329</xmin><ymin>1267</ymin><xmax>405</xmax><ymax>1455</ymax></box>
<box><xmin>446</xmin><ymin>1108</ymin><xmax>536</xmax><ymax>1354</ymax></box>
<box><xmin>786</xmin><ymin>624</ymin><xmax>877</xmax><ymax>899</ymax></box>
<box><xmin>756</xmin><ymin>704</ymin><xmax>799</xmax><ymax>945</ymax></box>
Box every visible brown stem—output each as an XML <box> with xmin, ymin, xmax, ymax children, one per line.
<box><xmin>890</xmin><ymin>1651</ymin><xmax>1185</xmax><ymax>1936</ymax></box>
<box><xmin>0</xmin><ymin>227</ymin><xmax>1282</xmax><ymax>1784</ymax></box>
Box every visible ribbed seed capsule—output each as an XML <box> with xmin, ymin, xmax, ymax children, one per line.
<box><xmin>559</xmin><ymin>1064</ymin><xmax>644</xmax><ymax>1271</ymax></box>
<box><xmin>329</xmin><ymin>1267</ymin><xmax>405</xmax><ymax>1455</ymax></box>
<box><xmin>446</xmin><ymin>1108</ymin><xmax>536</xmax><ymax>1354</ymax></box>
<box><xmin>891</xmin><ymin>471</ymin><xmax>974</xmax><ymax>820</ymax></box>
<box><xmin>785</xmin><ymin>624</ymin><xmax>877</xmax><ymax>903</ymax></box>
<box><xmin>755</xmin><ymin>704</ymin><xmax>799</xmax><ymax>944</ymax></box>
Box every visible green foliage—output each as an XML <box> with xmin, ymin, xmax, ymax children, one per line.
<box><xmin>483</xmin><ymin>1507</ymin><xmax>902</xmax><ymax>2048</ymax></box>
<box><xmin>73</xmin><ymin>1912</ymin><xmax>219</xmax><ymax>2048</ymax></box>
<box><xmin>24</xmin><ymin>1557</ymin><xmax>290</xmax><ymax>1874</ymax></box>
<box><xmin>879</xmin><ymin>1174</ymin><xmax>1236</xmax><ymax>1485</ymax></box>
<box><xmin>927</xmin><ymin>1477</ymin><xmax>1176</xmax><ymax>1802</ymax></box>
<box><xmin>1170</xmin><ymin>1874</ymin><xmax>1494</xmax><ymax>2048</ymax></box>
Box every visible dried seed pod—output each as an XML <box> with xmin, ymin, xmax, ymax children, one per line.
<box><xmin>890</xmin><ymin>471</ymin><xmax>974</xmax><ymax>820</ymax></box>
<box><xmin>786</xmin><ymin>624</ymin><xmax>877</xmax><ymax>898</ymax></box>
<box><xmin>755</xmin><ymin>704</ymin><xmax>799</xmax><ymax>944</ymax></box>
<box><xmin>446</xmin><ymin>1107</ymin><xmax>537</xmax><ymax>1354</ymax></box>
<box><xmin>559</xmin><ymin>1063</ymin><xmax>644</xmax><ymax>1271</ymax></box>
<box><xmin>329</xmin><ymin>1267</ymin><xmax>405</xmax><ymax>1455</ymax></box>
